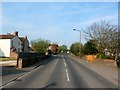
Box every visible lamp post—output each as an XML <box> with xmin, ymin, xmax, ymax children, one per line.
<box><xmin>73</xmin><ymin>29</ymin><xmax>81</xmax><ymax>58</ymax></box>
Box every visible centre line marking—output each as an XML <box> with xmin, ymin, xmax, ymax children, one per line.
<box><xmin>64</xmin><ymin>62</ymin><xmax>67</xmax><ymax>67</ymax></box>
<box><xmin>66</xmin><ymin>69</ymin><xmax>70</xmax><ymax>82</ymax></box>
<box><xmin>63</xmin><ymin>58</ymin><xmax>65</xmax><ymax>62</ymax></box>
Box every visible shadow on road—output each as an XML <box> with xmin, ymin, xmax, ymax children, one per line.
<box><xmin>1</xmin><ymin>55</ymin><xmax>59</xmax><ymax>77</ymax></box>
<box><xmin>42</xmin><ymin>82</ymin><xmax>57</xmax><ymax>88</ymax></box>
<box><xmin>1</xmin><ymin>66</ymin><xmax>28</xmax><ymax>76</ymax></box>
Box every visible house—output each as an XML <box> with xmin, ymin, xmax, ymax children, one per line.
<box><xmin>0</xmin><ymin>31</ymin><xmax>22</xmax><ymax>57</ymax></box>
<box><xmin>28</xmin><ymin>46</ymin><xmax>35</xmax><ymax>52</ymax></box>
<box><xmin>20</xmin><ymin>36</ymin><xmax>29</xmax><ymax>52</ymax></box>
<box><xmin>48</xmin><ymin>44</ymin><xmax>58</xmax><ymax>54</ymax></box>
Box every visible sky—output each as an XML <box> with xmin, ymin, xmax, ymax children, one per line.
<box><xmin>2</xmin><ymin>2</ymin><xmax>118</xmax><ymax>48</ymax></box>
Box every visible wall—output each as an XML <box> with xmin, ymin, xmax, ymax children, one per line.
<box><xmin>0</xmin><ymin>39</ymin><xmax>10</xmax><ymax>57</ymax></box>
<box><xmin>10</xmin><ymin>52</ymin><xmax>18</xmax><ymax>59</ymax></box>
<box><xmin>17</xmin><ymin>52</ymin><xmax>50</xmax><ymax>68</ymax></box>
<box><xmin>11</xmin><ymin>36</ymin><xmax>22</xmax><ymax>52</ymax></box>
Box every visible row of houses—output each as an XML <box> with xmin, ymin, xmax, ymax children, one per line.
<box><xmin>0</xmin><ymin>31</ymin><xmax>30</xmax><ymax>57</ymax></box>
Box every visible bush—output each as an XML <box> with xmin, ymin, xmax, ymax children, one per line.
<box><xmin>70</xmin><ymin>42</ymin><xmax>83</xmax><ymax>56</ymax></box>
<box><xmin>82</xmin><ymin>39</ymin><xmax>98</xmax><ymax>55</ymax></box>
<box><xmin>31</xmin><ymin>38</ymin><xmax>50</xmax><ymax>53</ymax></box>
<box><xmin>96</xmin><ymin>53</ymin><xmax>112</xmax><ymax>59</ymax></box>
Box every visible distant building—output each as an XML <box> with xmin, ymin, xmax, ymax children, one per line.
<box><xmin>0</xmin><ymin>31</ymin><xmax>22</xmax><ymax>57</ymax></box>
<box><xmin>48</xmin><ymin>44</ymin><xmax>58</xmax><ymax>54</ymax></box>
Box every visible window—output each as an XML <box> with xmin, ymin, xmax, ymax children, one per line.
<box><xmin>18</xmin><ymin>42</ymin><xmax>20</xmax><ymax>46</ymax></box>
<box><xmin>11</xmin><ymin>40</ymin><xmax>13</xmax><ymax>46</ymax></box>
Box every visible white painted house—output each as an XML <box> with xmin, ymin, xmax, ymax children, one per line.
<box><xmin>0</xmin><ymin>31</ymin><xmax>22</xmax><ymax>57</ymax></box>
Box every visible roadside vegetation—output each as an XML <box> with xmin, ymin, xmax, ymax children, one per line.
<box><xmin>31</xmin><ymin>38</ymin><xmax>69</xmax><ymax>54</ymax></box>
<box><xmin>30</xmin><ymin>20</ymin><xmax>118</xmax><ymax>61</ymax></box>
<box><xmin>59</xmin><ymin>45</ymin><xmax>67</xmax><ymax>53</ymax></box>
<box><xmin>70</xmin><ymin>20</ymin><xmax>118</xmax><ymax>60</ymax></box>
<box><xmin>31</xmin><ymin>38</ymin><xmax>50</xmax><ymax>53</ymax></box>
<box><xmin>70</xmin><ymin>42</ymin><xmax>84</xmax><ymax>57</ymax></box>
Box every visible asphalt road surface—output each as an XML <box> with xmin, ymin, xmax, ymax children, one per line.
<box><xmin>2</xmin><ymin>54</ymin><xmax>118</xmax><ymax>88</ymax></box>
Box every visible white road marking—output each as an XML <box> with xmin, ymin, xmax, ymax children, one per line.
<box><xmin>62</xmin><ymin>55</ymin><xmax>70</xmax><ymax>82</ymax></box>
<box><xmin>64</xmin><ymin>62</ymin><xmax>67</xmax><ymax>67</ymax></box>
<box><xmin>0</xmin><ymin>65</ymin><xmax>43</xmax><ymax>88</ymax></box>
<box><xmin>18</xmin><ymin>66</ymin><xmax>43</xmax><ymax>79</ymax></box>
<box><xmin>66</xmin><ymin>68</ymin><xmax>70</xmax><ymax>82</ymax></box>
<box><xmin>62</xmin><ymin>55</ymin><xmax>65</xmax><ymax>62</ymax></box>
<box><xmin>0</xmin><ymin>66</ymin><xmax>43</xmax><ymax>88</ymax></box>
<box><xmin>1</xmin><ymin>80</ymin><xmax>15</xmax><ymax>89</ymax></box>
<box><xmin>62</xmin><ymin>56</ymin><xmax>66</xmax><ymax>65</ymax></box>
<box><xmin>1</xmin><ymin>58</ymin><xmax>59</xmax><ymax>88</ymax></box>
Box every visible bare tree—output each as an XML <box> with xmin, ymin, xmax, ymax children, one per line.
<box><xmin>83</xmin><ymin>20</ymin><xmax>118</xmax><ymax>60</ymax></box>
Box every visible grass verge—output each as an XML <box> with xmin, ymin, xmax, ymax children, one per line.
<box><xmin>0</xmin><ymin>58</ymin><xmax>16</xmax><ymax>61</ymax></box>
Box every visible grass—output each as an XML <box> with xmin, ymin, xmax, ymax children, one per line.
<box><xmin>0</xmin><ymin>58</ymin><xmax>16</xmax><ymax>61</ymax></box>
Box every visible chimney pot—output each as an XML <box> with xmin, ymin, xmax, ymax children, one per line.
<box><xmin>14</xmin><ymin>31</ymin><xmax>18</xmax><ymax>36</ymax></box>
<box><xmin>24</xmin><ymin>36</ymin><xmax>27</xmax><ymax>38</ymax></box>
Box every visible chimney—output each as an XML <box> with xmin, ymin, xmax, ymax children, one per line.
<box><xmin>7</xmin><ymin>33</ymin><xmax>11</xmax><ymax>35</ymax></box>
<box><xmin>14</xmin><ymin>31</ymin><xmax>18</xmax><ymax>36</ymax></box>
<box><xmin>24</xmin><ymin>36</ymin><xmax>27</xmax><ymax>39</ymax></box>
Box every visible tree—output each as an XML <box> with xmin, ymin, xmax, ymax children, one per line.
<box><xmin>70</xmin><ymin>42</ymin><xmax>83</xmax><ymax>56</ymax></box>
<box><xmin>31</xmin><ymin>39</ymin><xmax>50</xmax><ymax>53</ymax></box>
<box><xmin>82</xmin><ymin>39</ymin><xmax>98</xmax><ymax>55</ymax></box>
<box><xmin>59</xmin><ymin>45</ymin><xmax>67</xmax><ymax>52</ymax></box>
<box><xmin>83</xmin><ymin>20</ymin><xmax>118</xmax><ymax>59</ymax></box>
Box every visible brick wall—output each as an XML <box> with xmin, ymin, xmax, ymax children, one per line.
<box><xmin>16</xmin><ymin>52</ymin><xmax>51</xmax><ymax>68</ymax></box>
<box><xmin>10</xmin><ymin>52</ymin><xmax>19</xmax><ymax>59</ymax></box>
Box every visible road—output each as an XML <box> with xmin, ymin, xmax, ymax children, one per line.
<box><xmin>1</xmin><ymin>54</ymin><xmax>118</xmax><ymax>88</ymax></box>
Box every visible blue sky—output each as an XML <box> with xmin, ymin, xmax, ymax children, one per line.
<box><xmin>2</xmin><ymin>2</ymin><xmax>118</xmax><ymax>48</ymax></box>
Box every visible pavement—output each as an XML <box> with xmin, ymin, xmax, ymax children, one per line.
<box><xmin>0</xmin><ymin>61</ymin><xmax>17</xmax><ymax>66</ymax></box>
<box><xmin>1</xmin><ymin>53</ymin><xmax>119</xmax><ymax>89</ymax></box>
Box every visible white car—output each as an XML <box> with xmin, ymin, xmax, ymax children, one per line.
<box><xmin>67</xmin><ymin>51</ymin><xmax>69</xmax><ymax>53</ymax></box>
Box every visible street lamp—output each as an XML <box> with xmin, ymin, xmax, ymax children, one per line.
<box><xmin>73</xmin><ymin>29</ymin><xmax>81</xmax><ymax>58</ymax></box>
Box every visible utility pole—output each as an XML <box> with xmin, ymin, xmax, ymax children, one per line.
<box><xmin>73</xmin><ymin>29</ymin><xmax>81</xmax><ymax>58</ymax></box>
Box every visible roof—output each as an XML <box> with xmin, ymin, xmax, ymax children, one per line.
<box><xmin>20</xmin><ymin>37</ymin><xmax>25</xmax><ymax>42</ymax></box>
<box><xmin>0</xmin><ymin>35</ymin><xmax>15</xmax><ymax>39</ymax></box>
<box><xmin>19</xmin><ymin>37</ymin><xmax>29</xmax><ymax>44</ymax></box>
